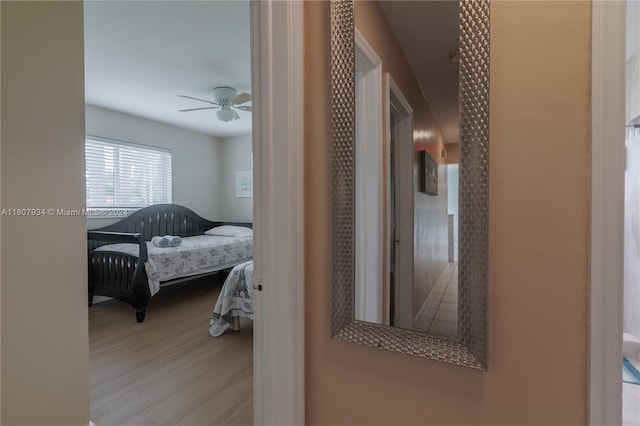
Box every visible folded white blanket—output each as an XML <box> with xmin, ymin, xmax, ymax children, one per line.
<box><xmin>151</xmin><ymin>235</ymin><xmax>182</xmax><ymax>248</ymax></box>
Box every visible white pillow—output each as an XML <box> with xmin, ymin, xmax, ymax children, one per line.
<box><xmin>205</xmin><ymin>225</ymin><xmax>253</xmax><ymax>238</ymax></box>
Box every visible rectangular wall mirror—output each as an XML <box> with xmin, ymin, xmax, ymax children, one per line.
<box><xmin>331</xmin><ymin>0</ymin><xmax>489</xmax><ymax>370</ymax></box>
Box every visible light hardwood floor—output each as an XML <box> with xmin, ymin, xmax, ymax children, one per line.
<box><xmin>89</xmin><ymin>275</ymin><xmax>253</xmax><ymax>426</ymax></box>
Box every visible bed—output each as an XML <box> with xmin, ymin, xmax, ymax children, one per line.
<box><xmin>88</xmin><ymin>204</ymin><xmax>253</xmax><ymax>322</ymax></box>
<box><xmin>209</xmin><ymin>260</ymin><xmax>254</xmax><ymax>337</ymax></box>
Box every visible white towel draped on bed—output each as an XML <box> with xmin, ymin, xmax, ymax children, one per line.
<box><xmin>209</xmin><ymin>261</ymin><xmax>254</xmax><ymax>337</ymax></box>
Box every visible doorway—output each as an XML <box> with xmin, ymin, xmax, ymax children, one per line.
<box><xmin>83</xmin><ymin>1</ymin><xmax>306</xmax><ymax>425</ymax></box>
<box><xmin>84</xmin><ymin>3</ymin><xmax>255</xmax><ymax>424</ymax></box>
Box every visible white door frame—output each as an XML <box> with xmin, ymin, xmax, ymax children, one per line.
<box><xmin>590</xmin><ymin>1</ymin><xmax>625</xmax><ymax>425</ymax></box>
<box><xmin>250</xmin><ymin>1</ymin><xmax>305</xmax><ymax>425</ymax></box>
<box><xmin>354</xmin><ymin>29</ymin><xmax>384</xmax><ymax>324</ymax></box>
<box><xmin>385</xmin><ymin>74</ymin><xmax>414</xmax><ymax>330</ymax></box>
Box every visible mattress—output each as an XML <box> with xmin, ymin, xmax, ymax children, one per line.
<box><xmin>94</xmin><ymin>235</ymin><xmax>253</xmax><ymax>296</ymax></box>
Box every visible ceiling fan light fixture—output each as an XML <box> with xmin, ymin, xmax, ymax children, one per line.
<box><xmin>217</xmin><ymin>107</ymin><xmax>239</xmax><ymax>122</ymax></box>
<box><xmin>212</xmin><ymin>86</ymin><xmax>238</xmax><ymax>104</ymax></box>
<box><xmin>178</xmin><ymin>86</ymin><xmax>251</xmax><ymax>122</ymax></box>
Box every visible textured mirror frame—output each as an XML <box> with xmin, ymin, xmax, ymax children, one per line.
<box><xmin>330</xmin><ymin>0</ymin><xmax>490</xmax><ymax>370</ymax></box>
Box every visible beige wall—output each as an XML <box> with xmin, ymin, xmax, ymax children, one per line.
<box><xmin>1</xmin><ymin>2</ymin><xmax>89</xmax><ymax>425</ymax></box>
<box><xmin>355</xmin><ymin>1</ymin><xmax>449</xmax><ymax>320</ymax></box>
<box><xmin>305</xmin><ymin>1</ymin><xmax>590</xmax><ymax>424</ymax></box>
<box><xmin>445</xmin><ymin>143</ymin><xmax>460</xmax><ymax>164</ymax></box>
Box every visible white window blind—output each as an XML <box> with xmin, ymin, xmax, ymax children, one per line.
<box><xmin>85</xmin><ymin>136</ymin><xmax>172</xmax><ymax>208</ymax></box>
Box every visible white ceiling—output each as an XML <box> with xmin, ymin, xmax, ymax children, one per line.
<box><xmin>379</xmin><ymin>1</ymin><xmax>460</xmax><ymax>145</ymax></box>
<box><xmin>84</xmin><ymin>1</ymin><xmax>458</xmax><ymax>141</ymax></box>
<box><xmin>84</xmin><ymin>1</ymin><xmax>252</xmax><ymax>138</ymax></box>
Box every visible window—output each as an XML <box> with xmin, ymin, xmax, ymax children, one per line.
<box><xmin>85</xmin><ymin>136</ymin><xmax>172</xmax><ymax>208</ymax></box>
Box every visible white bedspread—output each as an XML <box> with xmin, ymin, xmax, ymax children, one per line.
<box><xmin>209</xmin><ymin>261</ymin><xmax>254</xmax><ymax>337</ymax></box>
<box><xmin>94</xmin><ymin>235</ymin><xmax>253</xmax><ymax>296</ymax></box>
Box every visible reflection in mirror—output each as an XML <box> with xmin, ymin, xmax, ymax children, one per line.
<box><xmin>353</xmin><ymin>1</ymin><xmax>460</xmax><ymax>339</ymax></box>
<box><xmin>354</xmin><ymin>32</ymin><xmax>384</xmax><ymax>325</ymax></box>
<box><xmin>385</xmin><ymin>75</ymin><xmax>414</xmax><ymax>331</ymax></box>
<box><xmin>331</xmin><ymin>0</ymin><xmax>489</xmax><ymax>370</ymax></box>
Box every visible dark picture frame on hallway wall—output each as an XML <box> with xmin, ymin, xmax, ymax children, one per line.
<box><xmin>419</xmin><ymin>151</ymin><xmax>438</xmax><ymax>195</ymax></box>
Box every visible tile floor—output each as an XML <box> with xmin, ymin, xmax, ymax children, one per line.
<box><xmin>624</xmin><ymin>357</ymin><xmax>640</xmax><ymax>426</ymax></box>
<box><xmin>414</xmin><ymin>262</ymin><xmax>458</xmax><ymax>338</ymax></box>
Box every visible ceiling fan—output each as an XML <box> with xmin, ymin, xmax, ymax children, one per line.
<box><xmin>177</xmin><ymin>86</ymin><xmax>252</xmax><ymax>122</ymax></box>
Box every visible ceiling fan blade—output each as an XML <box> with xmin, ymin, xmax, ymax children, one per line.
<box><xmin>179</xmin><ymin>107</ymin><xmax>218</xmax><ymax>112</ymax></box>
<box><xmin>234</xmin><ymin>105</ymin><xmax>252</xmax><ymax>112</ymax></box>
<box><xmin>232</xmin><ymin>109</ymin><xmax>240</xmax><ymax>120</ymax></box>
<box><xmin>176</xmin><ymin>95</ymin><xmax>218</xmax><ymax>106</ymax></box>
<box><xmin>231</xmin><ymin>92</ymin><xmax>252</xmax><ymax>105</ymax></box>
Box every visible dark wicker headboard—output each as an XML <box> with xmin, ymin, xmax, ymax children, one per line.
<box><xmin>92</xmin><ymin>204</ymin><xmax>252</xmax><ymax>242</ymax></box>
